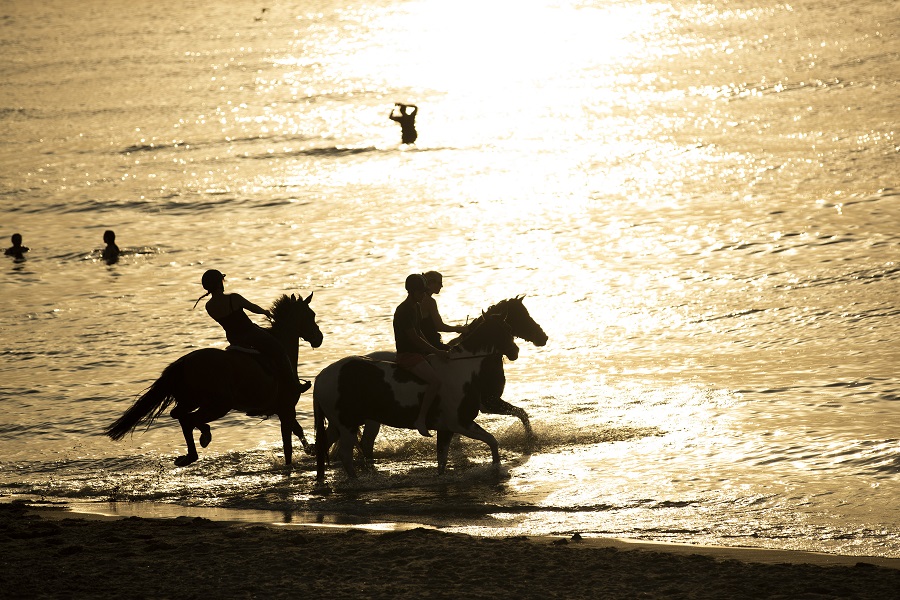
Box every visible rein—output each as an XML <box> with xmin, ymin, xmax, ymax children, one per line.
<box><xmin>448</xmin><ymin>351</ymin><xmax>501</xmax><ymax>361</ymax></box>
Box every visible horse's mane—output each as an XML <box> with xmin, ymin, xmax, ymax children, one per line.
<box><xmin>448</xmin><ymin>297</ymin><xmax>522</xmax><ymax>347</ymax></box>
<box><xmin>268</xmin><ymin>293</ymin><xmax>309</xmax><ymax>332</ymax></box>
<box><xmin>463</xmin><ymin>297</ymin><xmax>521</xmax><ymax>330</ymax></box>
<box><xmin>269</xmin><ymin>294</ymin><xmax>293</xmax><ymax>319</ymax></box>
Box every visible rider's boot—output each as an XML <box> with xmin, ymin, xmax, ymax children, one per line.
<box><xmin>278</xmin><ymin>377</ymin><xmax>308</xmax><ymax>407</ymax></box>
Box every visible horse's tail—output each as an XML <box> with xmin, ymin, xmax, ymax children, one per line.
<box><xmin>105</xmin><ymin>358</ymin><xmax>183</xmax><ymax>441</ymax></box>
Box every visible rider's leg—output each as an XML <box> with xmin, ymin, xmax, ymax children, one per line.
<box><xmin>245</xmin><ymin>328</ymin><xmax>304</xmax><ymax>402</ymax></box>
<box><xmin>411</xmin><ymin>360</ymin><xmax>441</xmax><ymax>437</ymax></box>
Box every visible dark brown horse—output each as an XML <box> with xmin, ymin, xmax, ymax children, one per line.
<box><xmin>106</xmin><ymin>293</ymin><xmax>323</xmax><ymax>467</ymax></box>
<box><xmin>448</xmin><ymin>296</ymin><xmax>548</xmax><ymax>425</ymax></box>
<box><xmin>359</xmin><ymin>295</ymin><xmax>548</xmax><ymax>461</ymax></box>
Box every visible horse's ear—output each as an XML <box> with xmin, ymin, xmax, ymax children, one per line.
<box><xmin>304</xmin><ymin>292</ymin><xmax>314</xmax><ymax>304</ymax></box>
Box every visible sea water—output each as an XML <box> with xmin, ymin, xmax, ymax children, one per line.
<box><xmin>1</xmin><ymin>0</ymin><xmax>898</xmax><ymax>557</ymax></box>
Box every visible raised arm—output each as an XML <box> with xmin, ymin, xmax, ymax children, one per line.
<box><xmin>423</xmin><ymin>296</ymin><xmax>463</xmax><ymax>333</ymax></box>
<box><xmin>232</xmin><ymin>293</ymin><xmax>273</xmax><ymax>319</ymax></box>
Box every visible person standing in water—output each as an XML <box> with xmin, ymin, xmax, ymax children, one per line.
<box><xmin>5</xmin><ymin>233</ymin><xmax>29</xmax><ymax>260</ymax></box>
<box><xmin>419</xmin><ymin>271</ymin><xmax>465</xmax><ymax>350</ymax></box>
<box><xmin>102</xmin><ymin>230</ymin><xmax>119</xmax><ymax>264</ymax></box>
<box><xmin>194</xmin><ymin>269</ymin><xmax>307</xmax><ymax>405</ymax></box>
<box><xmin>393</xmin><ymin>273</ymin><xmax>449</xmax><ymax>436</ymax></box>
<box><xmin>389</xmin><ymin>103</ymin><xmax>418</xmax><ymax>144</ymax></box>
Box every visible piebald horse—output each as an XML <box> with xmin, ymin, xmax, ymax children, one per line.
<box><xmin>106</xmin><ymin>293</ymin><xmax>323</xmax><ymax>467</ymax></box>
<box><xmin>360</xmin><ymin>295</ymin><xmax>548</xmax><ymax>461</ymax></box>
<box><xmin>313</xmin><ymin>314</ymin><xmax>519</xmax><ymax>480</ymax></box>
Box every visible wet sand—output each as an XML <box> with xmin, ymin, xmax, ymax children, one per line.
<box><xmin>1</xmin><ymin>502</ymin><xmax>897</xmax><ymax>599</ymax></box>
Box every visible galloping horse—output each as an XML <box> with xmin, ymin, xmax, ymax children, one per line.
<box><xmin>360</xmin><ymin>295</ymin><xmax>548</xmax><ymax>461</ymax></box>
<box><xmin>106</xmin><ymin>293</ymin><xmax>323</xmax><ymax>467</ymax></box>
<box><xmin>313</xmin><ymin>314</ymin><xmax>519</xmax><ymax>480</ymax></box>
<box><xmin>446</xmin><ymin>296</ymin><xmax>548</xmax><ymax>426</ymax></box>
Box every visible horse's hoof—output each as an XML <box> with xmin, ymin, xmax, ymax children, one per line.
<box><xmin>199</xmin><ymin>427</ymin><xmax>212</xmax><ymax>448</ymax></box>
<box><xmin>174</xmin><ymin>454</ymin><xmax>198</xmax><ymax>467</ymax></box>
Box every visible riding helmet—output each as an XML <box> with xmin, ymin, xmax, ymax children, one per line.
<box><xmin>404</xmin><ymin>273</ymin><xmax>427</xmax><ymax>293</ymax></box>
<box><xmin>201</xmin><ymin>269</ymin><xmax>226</xmax><ymax>291</ymax></box>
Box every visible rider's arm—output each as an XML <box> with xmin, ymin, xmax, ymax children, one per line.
<box><xmin>425</xmin><ymin>297</ymin><xmax>463</xmax><ymax>333</ymax></box>
<box><xmin>233</xmin><ymin>294</ymin><xmax>273</xmax><ymax>319</ymax></box>
<box><xmin>403</xmin><ymin>326</ymin><xmax>448</xmax><ymax>359</ymax></box>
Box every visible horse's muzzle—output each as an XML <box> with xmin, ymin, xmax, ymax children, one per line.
<box><xmin>308</xmin><ymin>330</ymin><xmax>324</xmax><ymax>348</ymax></box>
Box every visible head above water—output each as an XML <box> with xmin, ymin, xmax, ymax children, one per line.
<box><xmin>10</xmin><ymin>233</ymin><xmax>22</xmax><ymax>246</ymax></box>
<box><xmin>201</xmin><ymin>269</ymin><xmax>226</xmax><ymax>292</ymax></box>
<box><xmin>405</xmin><ymin>273</ymin><xmax>427</xmax><ymax>294</ymax></box>
<box><xmin>103</xmin><ymin>230</ymin><xmax>116</xmax><ymax>244</ymax></box>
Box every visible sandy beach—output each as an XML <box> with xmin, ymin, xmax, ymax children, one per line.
<box><xmin>1</xmin><ymin>502</ymin><xmax>897</xmax><ymax>599</ymax></box>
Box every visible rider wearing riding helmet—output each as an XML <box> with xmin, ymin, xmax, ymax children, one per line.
<box><xmin>195</xmin><ymin>269</ymin><xmax>307</xmax><ymax>404</ymax></box>
<box><xmin>393</xmin><ymin>273</ymin><xmax>450</xmax><ymax>436</ymax></box>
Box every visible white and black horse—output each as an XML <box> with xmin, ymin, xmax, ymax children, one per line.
<box><xmin>313</xmin><ymin>314</ymin><xmax>519</xmax><ymax>481</ymax></box>
<box><xmin>360</xmin><ymin>296</ymin><xmax>547</xmax><ymax>462</ymax></box>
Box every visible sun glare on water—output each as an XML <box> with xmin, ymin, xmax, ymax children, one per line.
<box><xmin>274</xmin><ymin>0</ymin><xmax>666</xmax><ymax>146</ymax></box>
<box><xmin>269</xmin><ymin>1</ymin><xmax>676</xmax><ymax>353</ymax></box>
<box><xmin>361</xmin><ymin>1</ymin><xmax>661</xmax><ymax>94</ymax></box>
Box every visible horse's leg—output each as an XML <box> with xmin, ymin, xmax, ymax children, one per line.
<box><xmin>337</xmin><ymin>427</ymin><xmax>358</xmax><ymax>479</ymax></box>
<box><xmin>499</xmin><ymin>399</ymin><xmax>532</xmax><ymax>436</ymax></box>
<box><xmin>173</xmin><ymin>404</ymin><xmax>230</xmax><ymax>467</ymax></box>
<box><xmin>171</xmin><ymin>402</ymin><xmax>211</xmax><ymax>446</ymax></box>
<box><xmin>198</xmin><ymin>424</ymin><xmax>212</xmax><ymax>447</ymax></box>
<box><xmin>279</xmin><ymin>410</ymin><xmax>295</xmax><ymax>467</ymax></box>
<box><xmin>482</xmin><ymin>396</ymin><xmax>532</xmax><ymax>436</ymax></box>
<box><xmin>290</xmin><ymin>418</ymin><xmax>313</xmax><ymax>456</ymax></box>
<box><xmin>324</xmin><ymin>423</ymin><xmax>342</xmax><ymax>460</ymax></box>
<box><xmin>359</xmin><ymin>420</ymin><xmax>381</xmax><ymax>466</ymax></box>
<box><xmin>436</xmin><ymin>430</ymin><xmax>453</xmax><ymax>475</ymax></box>
<box><xmin>459</xmin><ymin>422</ymin><xmax>501</xmax><ymax>465</ymax></box>
<box><xmin>174</xmin><ymin>418</ymin><xmax>200</xmax><ymax>467</ymax></box>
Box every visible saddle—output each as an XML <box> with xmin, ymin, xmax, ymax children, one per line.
<box><xmin>225</xmin><ymin>344</ymin><xmax>260</xmax><ymax>355</ymax></box>
<box><xmin>225</xmin><ymin>345</ymin><xmax>263</xmax><ymax>360</ymax></box>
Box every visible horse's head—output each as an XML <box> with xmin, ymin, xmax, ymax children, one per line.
<box><xmin>488</xmin><ymin>296</ymin><xmax>548</xmax><ymax>347</ymax></box>
<box><xmin>459</xmin><ymin>313</ymin><xmax>519</xmax><ymax>361</ymax></box>
<box><xmin>271</xmin><ymin>292</ymin><xmax>323</xmax><ymax>348</ymax></box>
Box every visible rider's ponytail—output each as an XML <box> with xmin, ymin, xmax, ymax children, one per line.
<box><xmin>192</xmin><ymin>291</ymin><xmax>210</xmax><ymax>310</ymax></box>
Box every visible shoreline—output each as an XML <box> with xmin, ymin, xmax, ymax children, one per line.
<box><xmin>3</xmin><ymin>500</ymin><xmax>899</xmax><ymax>600</ymax></box>
<box><xmin>8</xmin><ymin>498</ymin><xmax>900</xmax><ymax>570</ymax></box>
